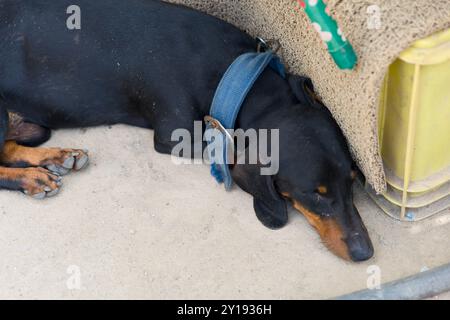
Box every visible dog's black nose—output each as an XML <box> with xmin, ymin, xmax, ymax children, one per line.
<box><xmin>347</xmin><ymin>233</ymin><xmax>374</xmax><ymax>262</ymax></box>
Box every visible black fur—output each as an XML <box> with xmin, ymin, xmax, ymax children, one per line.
<box><xmin>0</xmin><ymin>0</ymin><xmax>373</xmax><ymax>261</ymax></box>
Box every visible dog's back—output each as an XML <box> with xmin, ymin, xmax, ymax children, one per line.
<box><xmin>0</xmin><ymin>0</ymin><xmax>256</xmax><ymax>129</ymax></box>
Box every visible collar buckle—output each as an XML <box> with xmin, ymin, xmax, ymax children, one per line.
<box><xmin>204</xmin><ymin>116</ymin><xmax>233</xmax><ymax>141</ymax></box>
<box><xmin>256</xmin><ymin>37</ymin><xmax>281</xmax><ymax>54</ymax></box>
<box><xmin>204</xmin><ymin>115</ymin><xmax>235</xmax><ymax>164</ymax></box>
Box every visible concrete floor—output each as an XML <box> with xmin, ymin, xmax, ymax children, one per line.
<box><xmin>430</xmin><ymin>292</ymin><xmax>450</xmax><ymax>300</ymax></box>
<box><xmin>0</xmin><ymin>125</ymin><xmax>449</xmax><ymax>299</ymax></box>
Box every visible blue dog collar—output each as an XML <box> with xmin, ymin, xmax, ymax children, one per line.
<box><xmin>205</xmin><ymin>48</ymin><xmax>286</xmax><ymax>190</ymax></box>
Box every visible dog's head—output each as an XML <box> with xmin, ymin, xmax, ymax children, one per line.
<box><xmin>231</xmin><ymin>75</ymin><xmax>374</xmax><ymax>262</ymax></box>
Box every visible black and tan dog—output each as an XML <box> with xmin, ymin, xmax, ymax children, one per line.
<box><xmin>0</xmin><ymin>0</ymin><xmax>374</xmax><ymax>261</ymax></box>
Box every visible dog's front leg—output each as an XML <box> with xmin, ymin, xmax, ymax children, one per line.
<box><xmin>0</xmin><ymin>108</ymin><xmax>64</xmax><ymax>198</ymax></box>
<box><xmin>0</xmin><ymin>141</ymin><xmax>89</xmax><ymax>175</ymax></box>
<box><xmin>0</xmin><ymin>142</ymin><xmax>90</xmax><ymax>199</ymax></box>
<box><xmin>0</xmin><ymin>109</ymin><xmax>89</xmax><ymax>198</ymax></box>
<box><xmin>0</xmin><ymin>166</ymin><xmax>62</xmax><ymax>199</ymax></box>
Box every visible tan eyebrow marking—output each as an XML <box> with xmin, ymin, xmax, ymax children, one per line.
<box><xmin>317</xmin><ymin>185</ymin><xmax>328</xmax><ymax>194</ymax></box>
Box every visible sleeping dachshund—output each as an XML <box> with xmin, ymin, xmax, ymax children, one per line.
<box><xmin>0</xmin><ymin>0</ymin><xmax>374</xmax><ymax>261</ymax></box>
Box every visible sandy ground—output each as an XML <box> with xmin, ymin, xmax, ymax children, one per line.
<box><xmin>0</xmin><ymin>125</ymin><xmax>449</xmax><ymax>300</ymax></box>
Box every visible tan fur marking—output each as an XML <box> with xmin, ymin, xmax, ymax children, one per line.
<box><xmin>292</xmin><ymin>200</ymin><xmax>350</xmax><ymax>261</ymax></box>
<box><xmin>281</xmin><ymin>192</ymin><xmax>350</xmax><ymax>260</ymax></box>
<box><xmin>0</xmin><ymin>166</ymin><xmax>59</xmax><ymax>195</ymax></box>
<box><xmin>317</xmin><ymin>185</ymin><xmax>328</xmax><ymax>195</ymax></box>
<box><xmin>0</xmin><ymin>141</ymin><xmax>83</xmax><ymax>169</ymax></box>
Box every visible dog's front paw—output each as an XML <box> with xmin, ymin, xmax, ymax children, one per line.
<box><xmin>44</xmin><ymin>148</ymin><xmax>89</xmax><ymax>175</ymax></box>
<box><xmin>20</xmin><ymin>167</ymin><xmax>63</xmax><ymax>199</ymax></box>
<box><xmin>0</xmin><ymin>141</ymin><xmax>90</xmax><ymax>175</ymax></box>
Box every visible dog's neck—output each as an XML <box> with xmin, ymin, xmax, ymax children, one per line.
<box><xmin>234</xmin><ymin>70</ymin><xmax>298</xmax><ymax>131</ymax></box>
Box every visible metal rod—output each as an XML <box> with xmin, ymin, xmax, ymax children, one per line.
<box><xmin>336</xmin><ymin>263</ymin><xmax>450</xmax><ymax>300</ymax></box>
<box><xmin>401</xmin><ymin>64</ymin><xmax>421</xmax><ymax>219</ymax></box>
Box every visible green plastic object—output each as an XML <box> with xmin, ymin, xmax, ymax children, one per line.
<box><xmin>301</xmin><ymin>0</ymin><xmax>357</xmax><ymax>70</ymax></box>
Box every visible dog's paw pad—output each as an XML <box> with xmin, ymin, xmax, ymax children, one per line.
<box><xmin>21</xmin><ymin>167</ymin><xmax>62</xmax><ymax>199</ymax></box>
<box><xmin>47</xmin><ymin>163</ymin><xmax>70</xmax><ymax>176</ymax></box>
<box><xmin>73</xmin><ymin>150</ymin><xmax>89</xmax><ymax>171</ymax></box>
<box><xmin>44</xmin><ymin>148</ymin><xmax>89</xmax><ymax>175</ymax></box>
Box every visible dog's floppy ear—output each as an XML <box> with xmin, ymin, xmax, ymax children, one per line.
<box><xmin>232</xmin><ymin>161</ymin><xmax>288</xmax><ymax>230</ymax></box>
<box><xmin>288</xmin><ymin>74</ymin><xmax>317</xmax><ymax>107</ymax></box>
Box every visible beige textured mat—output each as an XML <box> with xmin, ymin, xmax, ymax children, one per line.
<box><xmin>166</xmin><ymin>0</ymin><xmax>450</xmax><ymax>193</ymax></box>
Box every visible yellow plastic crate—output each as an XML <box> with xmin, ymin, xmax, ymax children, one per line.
<box><xmin>370</xmin><ymin>28</ymin><xmax>450</xmax><ymax>221</ymax></box>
